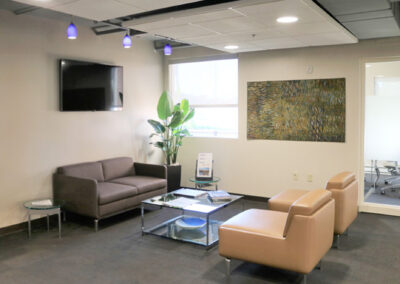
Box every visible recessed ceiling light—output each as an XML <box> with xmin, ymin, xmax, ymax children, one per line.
<box><xmin>224</xmin><ymin>45</ymin><xmax>239</xmax><ymax>50</ymax></box>
<box><xmin>277</xmin><ymin>16</ymin><xmax>298</xmax><ymax>24</ymax></box>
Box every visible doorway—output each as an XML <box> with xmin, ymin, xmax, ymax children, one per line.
<box><xmin>362</xmin><ymin>60</ymin><xmax>400</xmax><ymax>215</ymax></box>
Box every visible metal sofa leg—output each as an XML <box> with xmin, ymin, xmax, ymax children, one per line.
<box><xmin>316</xmin><ymin>261</ymin><xmax>322</xmax><ymax>270</ymax></box>
<box><xmin>302</xmin><ymin>274</ymin><xmax>307</xmax><ymax>284</ymax></box>
<box><xmin>225</xmin><ymin>258</ymin><xmax>231</xmax><ymax>277</ymax></box>
<box><xmin>94</xmin><ymin>219</ymin><xmax>99</xmax><ymax>232</ymax></box>
<box><xmin>333</xmin><ymin>234</ymin><xmax>340</xmax><ymax>249</ymax></box>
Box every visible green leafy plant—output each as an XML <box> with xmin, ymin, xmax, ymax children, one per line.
<box><xmin>148</xmin><ymin>91</ymin><xmax>195</xmax><ymax>165</ymax></box>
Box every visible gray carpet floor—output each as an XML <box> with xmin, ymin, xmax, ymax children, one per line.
<box><xmin>0</xmin><ymin>199</ymin><xmax>399</xmax><ymax>284</ymax></box>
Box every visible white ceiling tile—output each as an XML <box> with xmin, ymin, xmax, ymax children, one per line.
<box><xmin>277</xmin><ymin>21</ymin><xmax>339</xmax><ymax>36</ymax></box>
<box><xmin>115</xmin><ymin>0</ymin><xmax>199</xmax><ymax>11</ymax></box>
<box><xmin>18</xmin><ymin>0</ymin><xmax>358</xmax><ymax>52</ymax></box>
<box><xmin>128</xmin><ymin>9</ymin><xmax>243</xmax><ymax>33</ymax></box>
<box><xmin>251</xmin><ymin>37</ymin><xmax>305</xmax><ymax>49</ymax></box>
<box><xmin>151</xmin><ymin>24</ymin><xmax>218</xmax><ymax>39</ymax></box>
<box><xmin>236</xmin><ymin>0</ymin><xmax>324</xmax><ymax>28</ymax></box>
<box><xmin>182</xmin><ymin>34</ymin><xmax>232</xmax><ymax>45</ymax></box>
<box><xmin>131</xmin><ymin>18</ymin><xmax>188</xmax><ymax>32</ymax></box>
<box><xmin>207</xmin><ymin>42</ymin><xmax>258</xmax><ymax>53</ymax></box>
<box><xmin>12</xmin><ymin>0</ymin><xmax>78</xmax><ymax>9</ymax></box>
<box><xmin>176</xmin><ymin>9</ymin><xmax>242</xmax><ymax>24</ymax></box>
<box><xmin>48</xmin><ymin>0</ymin><xmax>143</xmax><ymax>21</ymax></box>
<box><xmin>196</xmin><ymin>17</ymin><xmax>266</xmax><ymax>34</ymax></box>
<box><xmin>295</xmin><ymin>32</ymin><xmax>356</xmax><ymax>46</ymax></box>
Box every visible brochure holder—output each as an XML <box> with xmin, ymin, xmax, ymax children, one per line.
<box><xmin>195</xmin><ymin>153</ymin><xmax>213</xmax><ymax>181</ymax></box>
<box><xmin>195</xmin><ymin>160</ymin><xmax>214</xmax><ymax>181</ymax></box>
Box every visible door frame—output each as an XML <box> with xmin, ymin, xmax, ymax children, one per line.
<box><xmin>359</xmin><ymin>56</ymin><xmax>400</xmax><ymax>216</ymax></box>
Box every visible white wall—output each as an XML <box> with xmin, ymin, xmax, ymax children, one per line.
<box><xmin>167</xmin><ymin>37</ymin><xmax>400</xmax><ymax>198</ymax></box>
<box><xmin>0</xmin><ymin>10</ymin><xmax>163</xmax><ymax>228</ymax></box>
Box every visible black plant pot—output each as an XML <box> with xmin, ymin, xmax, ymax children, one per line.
<box><xmin>166</xmin><ymin>164</ymin><xmax>181</xmax><ymax>192</ymax></box>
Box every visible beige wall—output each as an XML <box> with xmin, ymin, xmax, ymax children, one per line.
<box><xmin>0</xmin><ymin>10</ymin><xmax>163</xmax><ymax>228</ymax></box>
<box><xmin>166</xmin><ymin>37</ymin><xmax>400</xmax><ymax>198</ymax></box>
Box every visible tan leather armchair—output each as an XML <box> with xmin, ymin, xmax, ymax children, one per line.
<box><xmin>219</xmin><ymin>190</ymin><xmax>334</xmax><ymax>283</ymax></box>
<box><xmin>268</xmin><ymin>172</ymin><xmax>358</xmax><ymax>245</ymax></box>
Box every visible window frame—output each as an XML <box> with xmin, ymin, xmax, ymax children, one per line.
<box><xmin>167</xmin><ymin>55</ymin><xmax>239</xmax><ymax>139</ymax></box>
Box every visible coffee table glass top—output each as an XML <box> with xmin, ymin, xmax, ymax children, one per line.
<box><xmin>142</xmin><ymin>189</ymin><xmax>242</xmax><ymax>215</ymax></box>
<box><xmin>24</xmin><ymin>199</ymin><xmax>64</xmax><ymax>210</ymax></box>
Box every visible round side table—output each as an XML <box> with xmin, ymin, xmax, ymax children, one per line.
<box><xmin>23</xmin><ymin>199</ymin><xmax>64</xmax><ymax>239</ymax></box>
<box><xmin>189</xmin><ymin>177</ymin><xmax>220</xmax><ymax>190</ymax></box>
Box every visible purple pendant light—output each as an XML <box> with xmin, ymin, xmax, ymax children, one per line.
<box><xmin>123</xmin><ymin>33</ymin><xmax>132</xmax><ymax>48</ymax></box>
<box><xmin>67</xmin><ymin>22</ymin><xmax>77</xmax><ymax>39</ymax></box>
<box><xmin>164</xmin><ymin>44</ymin><xmax>172</xmax><ymax>56</ymax></box>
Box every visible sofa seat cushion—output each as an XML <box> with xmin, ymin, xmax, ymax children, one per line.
<box><xmin>97</xmin><ymin>182</ymin><xmax>138</xmax><ymax>205</ymax></box>
<box><xmin>110</xmin><ymin>176</ymin><xmax>167</xmax><ymax>194</ymax></box>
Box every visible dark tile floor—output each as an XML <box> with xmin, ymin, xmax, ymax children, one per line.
<box><xmin>0</xmin><ymin>199</ymin><xmax>399</xmax><ymax>284</ymax></box>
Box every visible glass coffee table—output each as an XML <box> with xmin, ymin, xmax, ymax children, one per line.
<box><xmin>141</xmin><ymin>189</ymin><xmax>243</xmax><ymax>248</ymax></box>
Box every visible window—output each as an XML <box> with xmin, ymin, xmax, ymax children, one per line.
<box><xmin>169</xmin><ymin>59</ymin><xmax>238</xmax><ymax>138</ymax></box>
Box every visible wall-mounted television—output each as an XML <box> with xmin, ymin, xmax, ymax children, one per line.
<box><xmin>59</xmin><ymin>59</ymin><xmax>123</xmax><ymax>111</ymax></box>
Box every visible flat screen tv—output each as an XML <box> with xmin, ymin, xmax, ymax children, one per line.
<box><xmin>59</xmin><ymin>59</ymin><xmax>123</xmax><ymax>111</ymax></box>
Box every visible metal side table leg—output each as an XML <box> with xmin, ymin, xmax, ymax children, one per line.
<box><xmin>58</xmin><ymin>210</ymin><xmax>62</xmax><ymax>239</ymax></box>
<box><xmin>141</xmin><ymin>204</ymin><xmax>145</xmax><ymax>236</ymax></box>
<box><xmin>28</xmin><ymin>212</ymin><xmax>31</xmax><ymax>239</ymax></box>
<box><xmin>206</xmin><ymin>215</ymin><xmax>210</xmax><ymax>246</ymax></box>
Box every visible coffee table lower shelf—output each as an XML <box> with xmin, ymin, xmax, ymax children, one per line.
<box><xmin>142</xmin><ymin>215</ymin><xmax>222</xmax><ymax>248</ymax></box>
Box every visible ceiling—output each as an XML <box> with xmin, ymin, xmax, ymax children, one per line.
<box><xmin>4</xmin><ymin>0</ymin><xmax>400</xmax><ymax>53</ymax></box>
<box><xmin>122</xmin><ymin>0</ymin><xmax>357</xmax><ymax>53</ymax></box>
<box><xmin>316</xmin><ymin>0</ymin><xmax>400</xmax><ymax>39</ymax></box>
<box><xmin>12</xmin><ymin>0</ymin><xmax>201</xmax><ymax>21</ymax></box>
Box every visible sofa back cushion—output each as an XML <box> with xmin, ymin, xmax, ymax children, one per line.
<box><xmin>100</xmin><ymin>157</ymin><xmax>135</xmax><ymax>181</ymax></box>
<box><xmin>57</xmin><ymin>162</ymin><xmax>104</xmax><ymax>182</ymax></box>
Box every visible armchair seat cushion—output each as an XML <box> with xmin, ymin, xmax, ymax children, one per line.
<box><xmin>268</xmin><ymin>189</ymin><xmax>308</xmax><ymax>212</ymax></box>
<box><xmin>220</xmin><ymin>209</ymin><xmax>287</xmax><ymax>238</ymax></box>
<box><xmin>98</xmin><ymin>182</ymin><xmax>138</xmax><ymax>205</ymax></box>
<box><xmin>110</xmin><ymin>176</ymin><xmax>167</xmax><ymax>194</ymax></box>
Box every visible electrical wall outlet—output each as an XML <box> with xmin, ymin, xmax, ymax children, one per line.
<box><xmin>293</xmin><ymin>172</ymin><xmax>299</xmax><ymax>181</ymax></box>
<box><xmin>307</xmin><ymin>174</ymin><xmax>313</xmax><ymax>182</ymax></box>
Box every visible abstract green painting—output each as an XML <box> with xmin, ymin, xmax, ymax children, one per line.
<box><xmin>247</xmin><ymin>78</ymin><xmax>345</xmax><ymax>142</ymax></box>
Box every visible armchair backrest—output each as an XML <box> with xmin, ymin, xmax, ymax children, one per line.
<box><xmin>284</xmin><ymin>189</ymin><xmax>332</xmax><ymax>237</ymax></box>
<box><xmin>326</xmin><ymin>171</ymin><xmax>358</xmax><ymax>234</ymax></box>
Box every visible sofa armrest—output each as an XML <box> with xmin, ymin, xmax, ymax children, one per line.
<box><xmin>134</xmin><ymin>163</ymin><xmax>167</xmax><ymax>179</ymax></box>
<box><xmin>53</xmin><ymin>173</ymin><xmax>99</xmax><ymax>218</ymax></box>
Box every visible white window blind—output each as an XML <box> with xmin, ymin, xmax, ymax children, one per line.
<box><xmin>169</xmin><ymin>59</ymin><xmax>238</xmax><ymax>138</ymax></box>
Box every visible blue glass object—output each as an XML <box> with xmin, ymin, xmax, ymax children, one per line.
<box><xmin>164</xmin><ymin>44</ymin><xmax>172</xmax><ymax>55</ymax></box>
<box><xmin>67</xmin><ymin>22</ymin><xmax>77</xmax><ymax>39</ymax></box>
<box><xmin>123</xmin><ymin>34</ymin><xmax>132</xmax><ymax>48</ymax></box>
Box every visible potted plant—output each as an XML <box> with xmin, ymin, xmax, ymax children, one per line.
<box><xmin>148</xmin><ymin>91</ymin><xmax>194</xmax><ymax>191</ymax></box>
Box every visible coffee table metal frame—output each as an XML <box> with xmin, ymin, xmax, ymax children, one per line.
<box><xmin>141</xmin><ymin>190</ymin><xmax>243</xmax><ymax>248</ymax></box>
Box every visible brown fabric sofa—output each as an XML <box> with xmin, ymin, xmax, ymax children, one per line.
<box><xmin>219</xmin><ymin>190</ymin><xmax>334</xmax><ymax>283</ymax></box>
<box><xmin>268</xmin><ymin>172</ymin><xmax>358</xmax><ymax>246</ymax></box>
<box><xmin>53</xmin><ymin>157</ymin><xmax>167</xmax><ymax>231</ymax></box>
